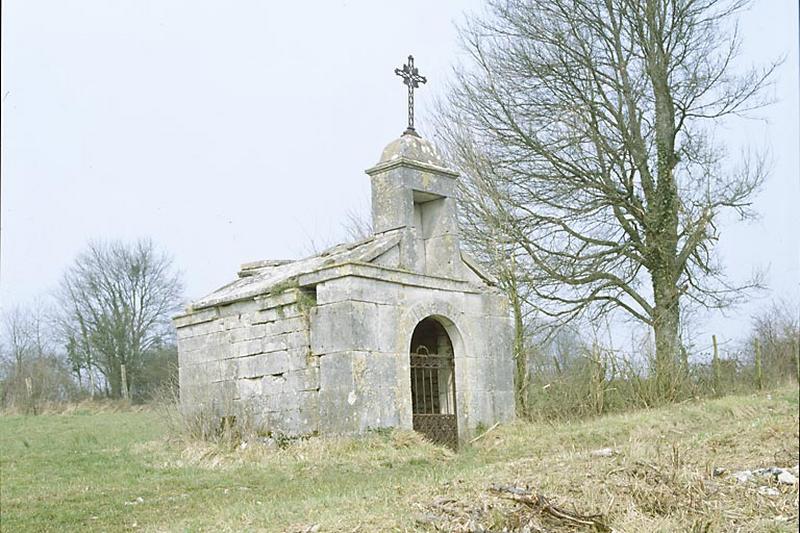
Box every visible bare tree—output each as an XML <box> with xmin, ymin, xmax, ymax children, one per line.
<box><xmin>1</xmin><ymin>303</ymin><xmax>54</xmax><ymax>369</ymax></box>
<box><xmin>456</xmin><ymin>186</ymin><xmax>534</xmax><ymax>413</ymax></box>
<box><xmin>301</xmin><ymin>206</ymin><xmax>374</xmax><ymax>256</ymax></box>
<box><xmin>0</xmin><ymin>303</ymin><xmax>75</xmax><ymax>410</ymax></box>
<box><xmin>438</xmin><ymin>0</ymin><xmax>776</xmax><ymax>395</ymax></box>
<box><xmin>749</xmin><ymin>298</ymin><xmax>799</xmax><ymax>384</ymax></box>
<box><xmin>2</xmin><ymin>307</ymin><xmax>38</xmax><ymax>371</ymax></box>
<box><xmin>56</xmin><ymin>239</ymin><xmax>183</xmax><ymax>399</ymax></box>
<box><xmin>342</xmin><ymin>207</ymin><xmax>373</xmax><ymax>242</ymax></box>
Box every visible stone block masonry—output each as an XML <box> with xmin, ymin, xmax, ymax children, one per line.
<box><xmin>176</xmin><ymin>288</ymin><xmax>319</xmax><ymax>435</ymax></box>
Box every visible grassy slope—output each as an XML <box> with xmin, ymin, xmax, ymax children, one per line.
<box><xmin>0</xmin><ymin>387</ymin><xmax>797</xmax><ymax>532</ymax></box>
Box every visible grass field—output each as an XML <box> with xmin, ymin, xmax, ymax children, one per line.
<box><xmin>1</xmin><ymin>387</ymin><xmax>798</xmax><ymax>532</ymax></box>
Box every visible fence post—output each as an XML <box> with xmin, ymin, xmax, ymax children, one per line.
<box><xmin>754</xmin><ymin>339</ymin><xmax>763</xmax><ymax>391</ymax></box>
<box><xmin>712</xmin><ymin>335</ymin><xmax>721</xmax><ymax>397</ymax></box>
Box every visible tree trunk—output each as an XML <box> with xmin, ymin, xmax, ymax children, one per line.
<box><xmin>511</xmin><ymin>287</ymin><xmax>527</xmax><ymax>417</ymax></box>
<box><xmin>89</xmin><ymin>368</ymin><xmax>96</xmax><ymax>398</ymax></box>
<box><xmin>120</xmin><ymin>364</ymin><xmax>130</xmax><ymax>400</ymax></box>
<box><xmin>499</xmin><ymin>251</ymin><xmax>528</xmax><ymax>417</ymax></box>
<box><xmin>645</xmin><ymin>0</ymin><xmax>683</xmax><ymax>402</ymax></box>
<box><xmin>108</xmin><ymin>361</ymin><xmax>123</xmax><ymax>399</ymax></box>
<box><xmin>652</xmin><ymin>269</ymin><xmax>681</xmax><ymax>400</ymax></box>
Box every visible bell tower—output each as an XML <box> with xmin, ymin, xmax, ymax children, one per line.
<box><xmin>365</xmin><ymin>54</ymin><xmax>463</xmax><ymax>278</ymax></box>
<box><xmin>365</xmin><ymin>132</ymin><xmax>461</xmax><ymax>278</ymax></box>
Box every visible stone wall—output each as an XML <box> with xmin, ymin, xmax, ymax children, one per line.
<box><xmin>176</xmin><ymin>267</ymin><xmax>515</xmax><ymax>443</ymax></box>
<box><xmin>308</xmin><ymin>271</ymin><xmax>515</xmax><ymax>441</ymax></box>
<box><xmin>175</xmin><ymin>288</ymin><xmax>320</xmax><ymax>436</ymax></box>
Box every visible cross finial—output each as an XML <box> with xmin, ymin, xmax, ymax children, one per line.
<box><xmin>394</xmin><ymin>55</ymin><xmax>427</xmax><ymax>136</ymax></box>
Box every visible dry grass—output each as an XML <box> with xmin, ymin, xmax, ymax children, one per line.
<box><xmin>0</xmin><ymin>397</ymin><xmax>150</xmax><ymax>416</ymax></box>
<box><xmin>1</xmin><ymin>386</ymin><xmax>797</xmax><ymax>532</ymax></box>
<box><xmin>138</xmin><ymin>428</ymin><xmax>454</xmax><ymax>472</ymax></box>
<box><xmin>145</xmin><ymin>387</ymin><xmax>798</xmax><ymax>531</ymax></box>
<box><xmin>407</xmin><ymin>388</ymin><xmax>799</xmax><ymax>532</ymax></box>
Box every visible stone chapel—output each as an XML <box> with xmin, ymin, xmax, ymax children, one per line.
<box><xmin>175</xmin><ymin>62</ymin><xmax>515</xmax><ymax>447</ymax></box>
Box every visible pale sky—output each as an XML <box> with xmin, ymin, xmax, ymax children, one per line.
<box><xmin>2</xmin><ymin>1</ymin><xmax>798</xmax><ymax>353</ymax></box>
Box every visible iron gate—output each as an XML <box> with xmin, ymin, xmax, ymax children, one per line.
<box><xmin>411</xmin><ymin>346</ymin><xmax>458</xmax><ymax>449</ymax></box>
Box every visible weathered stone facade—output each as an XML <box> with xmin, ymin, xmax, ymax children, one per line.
<box><xmin>175</xmin><ymin>132</ymin><xmax>515</xmax><ymax>444</ymax></box>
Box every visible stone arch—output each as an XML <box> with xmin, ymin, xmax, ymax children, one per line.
<box><xmin>397</xmin><ymin>301</ymin><xmax>476</xmax><ymax>443</ymax></box>
<box><xmin>400</xmin><ymin>301</ymin><xmax>470</xmax><ymax>449</ymax></box>
<box><xmin>400</xmin><ymin>301</ymin><xmax>467</xmax><ymax>359</ymax></box>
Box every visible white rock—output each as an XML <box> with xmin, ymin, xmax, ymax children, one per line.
<box><xmin>732</xmin><ymin>470</ymin><xmax>753</xmax><ymax>483</ymax></box>
<box><xmin>590</xmin><ymin>447</ymin><xmax>616</xmax><ymax>457</ymax></box>
<box><xmin>753</xmin><ymin>467</ymin><xmax>781</xmax><ymax>478</ymax></box>
<box><xmin>758</xmin><ymin>486</ymin><xmax>780</xmax><ymax>496</ymax></box>
<box><xmin>777</xmin><ymin>470</ymin><xmax>798</xmax><ymax>485</ymax></box>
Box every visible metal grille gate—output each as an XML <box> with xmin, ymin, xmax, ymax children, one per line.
<box><xmin>411</xmin><ymin>346</ymin><xmax>458</xmax><ymax>449</ymax></box>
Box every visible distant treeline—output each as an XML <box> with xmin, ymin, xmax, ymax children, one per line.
<box><xmin>1</xmin><ymin>239</ymin><xmax>183</xmax><ymax>412</ymax></box>
<box><xmin>522</xmin><ymin>300</ymin><xmax>799</xmax><ymax>421</ymax></box>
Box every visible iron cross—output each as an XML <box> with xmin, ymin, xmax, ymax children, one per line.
<box><xmin>395</xmin><ymin>55</ymin><xmax>427</xmax><ymax>136</ymax></box>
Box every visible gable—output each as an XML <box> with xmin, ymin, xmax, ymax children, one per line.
<box><xmin>190</xmin><ymin>231</ymin><xmax>402</xmax><ymax>310</ymax></box>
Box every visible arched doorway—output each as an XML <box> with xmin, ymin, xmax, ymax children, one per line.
<box><xmin>410</xmin><ymin>317</ymin><xmax>457</xmax><ymax>449</ymax></box>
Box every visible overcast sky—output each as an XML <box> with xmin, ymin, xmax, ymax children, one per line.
<box><xmin>2</xmin><ymin>0</ymin><xmax>798</xmax><ymax>353</ymax></box>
